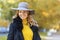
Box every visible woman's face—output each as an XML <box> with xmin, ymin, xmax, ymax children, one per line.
<box><xmin>18</xmin><ymin>10</ymin><xmax>29</xmax><ymax>20</ymax></box>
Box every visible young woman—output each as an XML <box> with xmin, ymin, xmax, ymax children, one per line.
<box><xmin>7</xmin><ymin>2</ymin><xmax>41</xmax><ymax>40</ymax></box>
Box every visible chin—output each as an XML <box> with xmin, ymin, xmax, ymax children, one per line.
<box><xmin>20</xmin><ymin>17</ymin><xmax>27</xmax><ymax>20</ymax></box>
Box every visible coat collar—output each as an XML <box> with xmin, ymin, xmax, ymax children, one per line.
<box><xmin>13</xmin><ymin>16</ymin><xmax>22</xmax><ymax>23</ymax></box>
<box><xmin>12</xmin><ymin>16</ymin><xmax>38</xmax><ymax>32</ymax></box>
<box><xmin>13</xmin><ymin>16</ymin><xmax>23</xmax><ymax>31</ymax></box>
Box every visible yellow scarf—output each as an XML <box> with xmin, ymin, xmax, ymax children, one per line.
<box><xmin>22</xmin><ymin>19</ymin><xmax>33</xmax><ymax>40</ymax></box>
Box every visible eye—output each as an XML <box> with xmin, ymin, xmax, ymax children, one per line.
<box><xmin>19</xmin><ymin>11</ymin><xmax>21</xmax><ymax>13</ymax></box>
<box><xmin>18</xmin><ymin>10</ymin><xmax>29</xmax><ymax>14</ymax></box>
<box><xmin>24</xmin><ymin>11</ymin><xmax>29</xmax><ymax>13</ymax></box>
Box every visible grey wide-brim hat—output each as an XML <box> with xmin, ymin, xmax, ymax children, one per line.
<box><xmin>11</xmin><ymin>2</ymin><xmax>34</xmax><ymax>14</ymax></box>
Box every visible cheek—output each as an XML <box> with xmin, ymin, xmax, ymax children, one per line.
<box><xmin>18</xmin><ymin>13</ymin><xmax>28</xmax><ymax>19</ymax></box>
<box><xmin>24</xmin><ymin>14</ymin><xmax>28</xmax><ymax>18</ymax></box>
<box><xmin>19</xmin><ymin>13</ymin><xmax>21</xmax><ymax>16</ymax></box>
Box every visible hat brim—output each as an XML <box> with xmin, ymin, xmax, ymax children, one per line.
<box><xmin>11</xmin><ymin>8</ymin><xmax>35</xmax><ymax>14</ymax></box>
<box><xmin>11</xmin><ymin>8</ymin><xmax>33</xmax><ymax>11</ymax></box>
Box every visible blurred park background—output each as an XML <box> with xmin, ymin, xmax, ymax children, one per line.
<box><xmin>0</xmin><ymin>0</ymin><xmax>60</xmax><ymax>40</ymax></box>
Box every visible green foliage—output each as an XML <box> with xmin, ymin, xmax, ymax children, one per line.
<box><xmin>0</xmin><ymin>36</ymin><xmax>7</xmax><ymax>40</ymax></box>
<box><xmin>0</xmin><ymin>0</ymin><xmax>60</xmax><ymax>29</ymax></box>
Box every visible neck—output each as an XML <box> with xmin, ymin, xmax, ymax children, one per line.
<box><xmin>22</xmin><ymin>18</ymin><xmax>28</xmax><ymax>25</ymax></box>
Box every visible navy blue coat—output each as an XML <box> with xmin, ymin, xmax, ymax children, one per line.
<box><xmin>7</xmin><ymin>16</ymin><xmax>41</xmax><ymax>40</ymax></box>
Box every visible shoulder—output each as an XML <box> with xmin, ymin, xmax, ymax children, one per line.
<box><xmin>9</xmin><ymin>19</ymin><xmax>23</xmax><ymax>31</ymax></box>
<box><xmin>9</xmin><ymin>22</ymin><xmax>16</xmax><ymax>29</ymax></box>
<box><xmin>31</xmin><ymin>19</ymin><xmax>39</xmax><ymax>27</ymax></box>
<box><xmin>31</xmin><ymin>25</ymin><xmax>39</xmax><ymax>32</ymax></box>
